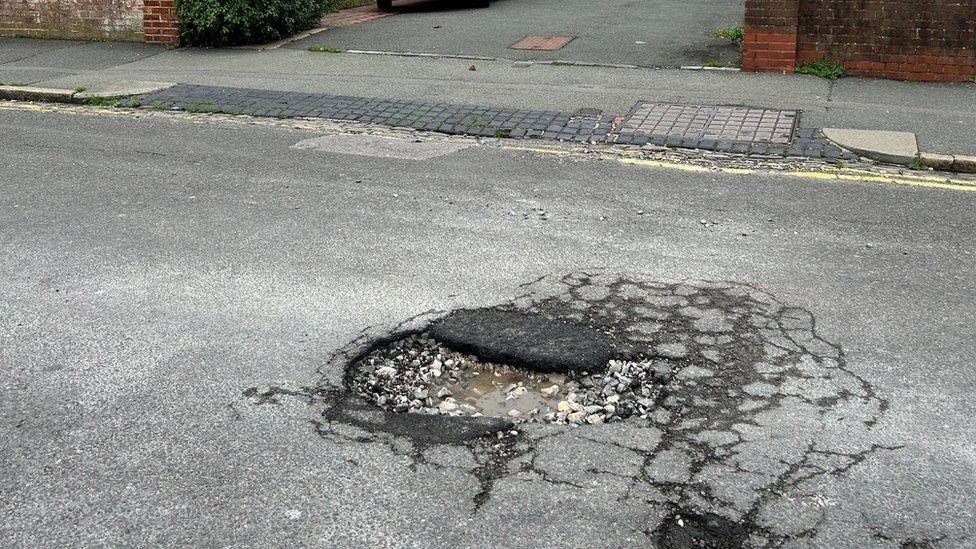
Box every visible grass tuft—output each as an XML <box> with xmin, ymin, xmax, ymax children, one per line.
<box><xmin>85</xmin><ymin>97</ymin><xmax>119</xmax><ymax>107</ymax></box>
<box><xmin>309</xmin><ymin>45</ymin><xmax>343</xmax><ymax>53</ymax></box>
<box><xmin>711</xmin><ymin>25</ymin><xmax>744</xmax><ymax>48</ymax></box>
<box><xmin>909</xmin><ymin>153</ymin><xmax>926</xmax><ymax>170</ymax></box>
<box><xmin>795</xmin><ymin>59</ymin><xmax>847</xmax><ymax>80</ymax></box>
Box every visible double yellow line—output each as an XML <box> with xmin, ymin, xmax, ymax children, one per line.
<box><xmin>5</xmin><ymin>99</ymin><xmax>974</xmax><ymax>192</ymax></box>
<box><xmin>502</xmin><ymin>144</ymin><xmax>976</xmax><ymax>193</ymax></box>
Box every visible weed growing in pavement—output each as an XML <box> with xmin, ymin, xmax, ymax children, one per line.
<box><xmin>795</xmin><ymin>59</ymin><xmax>847</xmax><ymax>80</ymax></box>
<box><xmin>152</xmin><ymin>101</ymin><xmax>173</xmax><ymax>110</ymax></box>
<box><xmin>73</xmin><ymin>86</ymin><xmax>87</xmax><ymax>93</ymax></box>
<box><xmin>309</xmin><ymin>45</ymin><xmax>343</xmax><ymax>53</ymax></box>
<box><xmin>549</xmin><ymin>61</ymin><xmax>576</xmax><ymax>67</ymax></box>
<box><xmin>0</xmin><ymin>82</ymin><xmax>26</xmax><ymax>86</ymax></box>
<box><xmin>910</xmin><ymin>154</ymin><xmax>926</xmax><ymax>170</ymax></box>
<box><xmin>184</xmin><ymin>99</ymin><xmax>215</xmax><ymax>113</ymax></box>
<box><xmin>711</xmin><ymin>25</ymin><xmax>744</xmax><ymax>48</ymax></box>
<box><xmin>493</xmin><ymin>129</ymin><xmax>512</xmax><ymax>138</ymax></box>
<box><xmin>85</xmin><ymin>97</ymin><xmax>119</xmax><ymax>107</ymax></box>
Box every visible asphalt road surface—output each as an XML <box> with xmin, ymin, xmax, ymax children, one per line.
<box><xmin>2</xmin><ymin>105</ymin><xmax>975</xmax><ymax>547</ymax></box>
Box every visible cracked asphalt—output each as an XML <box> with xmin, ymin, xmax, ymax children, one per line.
<box><xmin>2</xmin><ymin>105</ymin><xmax>975</xmax><ymax>547</ymax></box>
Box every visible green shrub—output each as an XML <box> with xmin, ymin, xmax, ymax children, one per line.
<box><xmin>795</xmin><ymin>59</ymin><xmax>847</xmax><ymax>80</ymax></box>
<box><xmin>177</xmin><ymin>0</ymin><xmax>333</xmax><ymax>47</ymax></box>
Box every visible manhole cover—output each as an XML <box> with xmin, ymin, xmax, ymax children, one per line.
<box><xmin>620</xmin><ymin>102</ymin><xmax>797</xmax><ymax>144</ymax></box>
<box><xmin>510</xmin><ymin>35</ymin><xmax>576</xmax><ymax>51</ymax></box>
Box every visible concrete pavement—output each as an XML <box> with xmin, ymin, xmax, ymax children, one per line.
<box><xmin>1</xmin><ymin>37</ymin><xmax>974</xmax><ymax>156</ymax></box>
<box><xmin>2</xmin><ymin>104</ymin><xmax>976</xmax><ymax>547</ymax></box>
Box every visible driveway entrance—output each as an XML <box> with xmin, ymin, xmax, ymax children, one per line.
<box><xmin>288</xmin><ymin>0</ymin><xmax>744</xmax><ymax>68</ymax></box>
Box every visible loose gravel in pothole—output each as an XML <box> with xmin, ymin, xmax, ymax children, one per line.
<box><xmin>351</xmin><ymin>332</ymin><xmax>673</xmax><ymax>424</ymax></box>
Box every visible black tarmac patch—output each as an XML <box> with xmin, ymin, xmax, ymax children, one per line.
<box><xmin>428</xmin><ymin>308</ymin><xmax>617</xmax><ymax>373</ymax></box>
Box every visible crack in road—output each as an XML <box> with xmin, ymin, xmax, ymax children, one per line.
<box><xmin>240</xmin><ymin>271</ymin><xmax>912</xmax><ymax>546</ymax></box>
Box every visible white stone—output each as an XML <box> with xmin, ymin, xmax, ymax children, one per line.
<box><xmin>540</xmin><ymin>385</ymin><xmax>560</xmax><ymax>398</ymax></box>
<box><xmin>438</xmin><ymin>401</ymin><xmax>458</xmax><ymax>412</ymax></box>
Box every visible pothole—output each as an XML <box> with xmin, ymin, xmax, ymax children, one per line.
<box><xmin>251</xmin><ymin>271</ymin><xmax>891</xmax><ymax>545</ymax></box>
<box><xmin>654</xmin><ymin>511</ymin><xmax>752</xmax><ymax>548</ymax></box>
<box><xmin>350</xmin><ymin>331</ymin><xmax>674</xmax><ymax>424</ymax></box>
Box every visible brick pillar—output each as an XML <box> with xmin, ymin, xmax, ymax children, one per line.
<box><xmin>741</xmin><ymin>0</ymin><xmax>799</xmax><ymax>73</ymax></box>
<box><xmin>143</xmin><ymin>0</ymin><xmax>179</xmax><ymax>45</ymax></box>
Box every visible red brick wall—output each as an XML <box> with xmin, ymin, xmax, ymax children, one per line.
<box><xmin>0</xmin><ymin>0</ymin><xmax>179</xmax><ymax>45</ymax></box>
<box><xmin>143</xmin><ymin>0</ymin><xmax>178</xmax><ymax>45</ymax></box>
<box><xmin>742</xmin><ymin>0</ymin><xmax>800</xmax><ymax>73</ymax></box>
<box><xmin>744</xmin><ymin>0</ymin><xmax>976</xmax><ymax>82</ymax></box>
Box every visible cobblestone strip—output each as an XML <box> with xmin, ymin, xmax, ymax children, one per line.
<box><xmin>121</xmin><ymin>84</ymin><xmax>857</xmax><ymax>161</ymax></box>
<box><xmin>121</xmin><ymin>84</ymin><xmax>613</xmax><ymax>143</ymax></box>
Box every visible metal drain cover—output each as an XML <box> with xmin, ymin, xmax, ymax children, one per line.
<box><xmin>510</xmin><ymin>35</ymin><xmax>576</xmax><ymax>51</ymax></box>
<box><xmin>620</xmin><ymin>102</ymin><xmax>798</xmax><ymax>144</ymax></box>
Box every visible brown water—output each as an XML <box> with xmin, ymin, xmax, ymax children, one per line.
<box><xmin>433</xmin><ymin>361</ymin><xmax>580</xmax><ymax>420</ymax></box>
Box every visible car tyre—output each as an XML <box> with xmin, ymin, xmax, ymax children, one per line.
<box><xmin>377</xmin><ymin>0</ymin><xmax>392</xmax><ymax>10</ymax></box>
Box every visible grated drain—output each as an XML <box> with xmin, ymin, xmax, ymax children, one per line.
<box><xmin>510</xmin><ymin>35</ymin><xmax>576</xmax><ymax>51</ymax></box>
<box><xmin>619</xmin><ymin>102</ymin><xmax>798</xmax><ymax>144</ymax></box>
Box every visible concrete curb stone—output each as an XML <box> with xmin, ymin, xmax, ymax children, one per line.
<box><xmin>0</xmin><ymin>81</ymin><xmax>176</xmax><ymax>104</ymax></box>
<box><xmin>951</xmin><ymin>156</ymin><xmax>976</xmax><ymax>174</ymax></box>
<box><xmin>920</xmin><ymin>153</ymin><xmax>955</xmax><ymax>171</ymax></box>
<box><xmin>75</xmin><ymin>81</ymin><xmax>176</xmax><ymax>99</ymax></box>
<box><xmin>0</xmin><ymin>85</ymin><xmax>79</xmax><ymax>103</ymax></box>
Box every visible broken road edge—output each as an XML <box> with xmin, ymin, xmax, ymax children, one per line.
<box><xmin>2</xmin><ymin>82</ymin><xmax>973</xmax><ymax>175</ymax></box>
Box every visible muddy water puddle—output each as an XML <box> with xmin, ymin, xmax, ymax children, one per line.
<box><xmin>435</xmin><ymin>362</ymin><xmax>578</xmax><ymax>419</ymax></box>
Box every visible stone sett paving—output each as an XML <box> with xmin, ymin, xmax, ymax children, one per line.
<box><xmin>122</xmin><ymin>84</ymin><xmax>857</xmax><ymax>160</ymax></box>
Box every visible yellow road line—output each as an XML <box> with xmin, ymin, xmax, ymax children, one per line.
<box><xmin>503</xmin><ymin>144</ymin><xmax>976</xmax><ymax>192</ymax></box>
<box><xmin>4</xmin><ymin>100</ymin><xmax>974</xmax><ymax>192</ymax></box>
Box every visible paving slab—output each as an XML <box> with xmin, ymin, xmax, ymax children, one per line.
<box><xmin>825</xmin><ymin>78</ymin><xmax>976</xmax><ymax>156</ymax></box>
<box><xmin>4</xmin><ymin>40</ymin><xmax>164</xmax><ymax>70</ymax></box>
<box><xmin>72</xmin><ymin>80</ymin><xmax>176</xmax><ymax>98</ymax></box>
<box><xmin>0</xmin><ymin>37</ymin><xmax>75</xmax><ymax>64</ymax></box>
<box><xmin>822</xmin><ymin>128</ymin><xmax>919</xmax><ymax>165</ymax></box>
<box><xmin>0</xmin><ymin>66</ymin><xmax>75</xmax><ymax>85</ymax></box>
